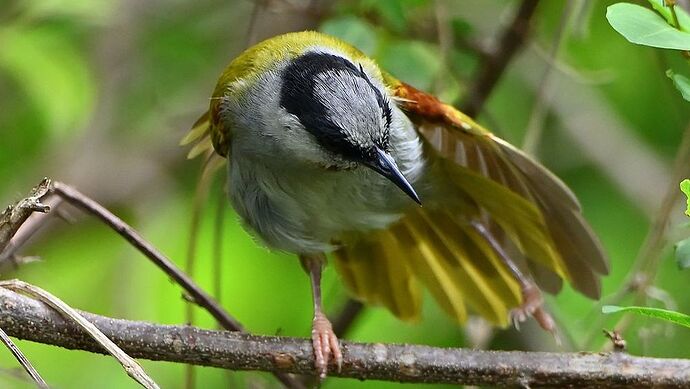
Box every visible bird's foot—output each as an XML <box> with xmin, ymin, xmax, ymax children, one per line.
<box><xmin>311</xmin><ymin>311</ymin><xmax>342</xmax><ymax>379</ymax></box>
<box><xmin>510</xmin><ymin>283</ymin><xmax>557</xmax><ymax>337</ymax></box>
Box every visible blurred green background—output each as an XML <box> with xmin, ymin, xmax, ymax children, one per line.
<box><xmin>1</xmin><ymin>0</ymin><xmax>689</xmax><ymax>387</ymax></box>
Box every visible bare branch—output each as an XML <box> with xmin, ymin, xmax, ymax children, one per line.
<box><xmin>0</xmin><ymin>280</ymin><xmax>158</xmax><ymax>389</ymax></box>
<box><xmin>49</xmin><ymin>181</ymin><xmax>304</xmax><ymax>389</ymax></box>
<box><xmin>50</xmin><ymin>181</ymin><xmax>244</xmax><ymax>332</ymax></box>
<box><xmin>0</xmin><ymin>178</ymin><xmax>52</xmax><ymax>253</ymax></box>
<box><xmin>461</xmin><ymin>0</ymin><xmax>540</xmax><ymax>118</ymax></box>
<box><xmin>0</xmin><ymin>288</ymin><xmax>688</xmax><ymax>387</ymax></box>
<box><xmin>0</xmin><ymin>326</ymin><xmax>48</xmax><ymax>388</ymax></box>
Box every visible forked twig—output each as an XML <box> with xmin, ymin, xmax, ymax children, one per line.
<box><xmin>0</xmin><ymin>279</ymin><xmax>159</xmax><ymax>389</ymax></box>
<box><xmin>0</xmin><ymin>178</ymin><xmax>52</xmax><ymax>254</ymax></box>
<box><xmin>0</xmin><ymin>326</ymin><xmax>48</xmax><ymax>388</ymax></box>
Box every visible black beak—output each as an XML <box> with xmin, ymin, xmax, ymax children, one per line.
<box><xmin>363</xmin><ymin>147</ymin><xmax>421</xmax><ymax>205</ymax></box>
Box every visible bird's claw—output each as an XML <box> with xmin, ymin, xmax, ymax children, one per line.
<box><xmin>311</xmin><ymin>311</ymin><xmax>342</xmax><ymax>379</ymax></box>
<box><xmin>510</xmin><ymin>283</ymin><xmax>557</xmax><ymax>336</ymax></box>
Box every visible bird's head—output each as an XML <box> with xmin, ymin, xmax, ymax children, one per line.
<box><xmin>277</xmin><ymin>51</ymin><xmax>420</xmax><ymax>204</ymax></box>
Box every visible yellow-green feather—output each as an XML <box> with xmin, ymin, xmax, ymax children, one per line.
<box><xmin>182</xmin><ymin>31</ymin><xmax>608</xmax><ymax>327</ymax></box>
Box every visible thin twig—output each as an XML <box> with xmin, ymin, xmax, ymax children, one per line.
<box><xmin>521</xmin><ymin>0</ymin><xmax>574</xmax><ymax>154</ymax></box>
<box><xmin>0</xmin><ymin>195</ymin><xmax>61</xmax><ymax>272</ymax></box>
<box><xmin>50</xmin><ymin>180</ymin><xmax>244</xmax><ymax>332</ymax></box>
<box><xmin>213</xmin><ymin>185</ymin><xmax>226</xmax><ymax>306</ymax></box>
<box><xmin>461</xmin><ymin>0</ymin><xmax>540</xmax><ymax>118</ymax></box>
<box><xmin>0</xmin><ymin>280</ymin><xmax>159</xmax><ymax>389</ymax></box>
<box><xmin>184</xmin><ymin>154</ymin><xmax>221</xmax><ymax>389</ymax></box>
<box><xmin>0</xmin><ymin>326</ymin><xmax>48</xmax><ymax>388</ymax></box>
<box><xmin>583</xmin><ymin>121</ymin><xmax>690</xmax><ymax>349</ymax></box>
<box><xmin>245</xmin><ymin>0</ymin><xmax>266</xmax><ymax>47</ymax></box>
<box><xmin>49</xmin><ymin>181</ymin><xmax>304</xmax><ymax>389</ymax></box>
<box><xmin>0</xmin><ymin>287</ymin><xmax>688</xmax><ymax>387</ymax></box>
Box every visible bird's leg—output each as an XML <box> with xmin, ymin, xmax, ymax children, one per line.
<box><xmin>470</xmin><ymin>220</ymin><xmax>556</xmax><ymax>334</ymax></box>
<box><xmin>299</xmin><ymin>253</ymin><xmax>342</xmax><ymax>379</ymax></box>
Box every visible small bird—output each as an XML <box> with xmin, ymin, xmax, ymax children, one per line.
<box><xmin>183</xmin><ymin>31</ymin><xmax>608</xmax><ymax>378</ymax></box>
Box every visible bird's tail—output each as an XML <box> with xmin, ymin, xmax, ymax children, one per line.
<box><xmin>333</xmin><ymin>117</ymin><xmax>608</xmax><ymax>327</ymax></box>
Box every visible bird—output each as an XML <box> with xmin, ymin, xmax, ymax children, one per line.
<box><xmin>182</xmin><ymin>30</ymin><xmax>609</xmax><ymax>378</ymax></box>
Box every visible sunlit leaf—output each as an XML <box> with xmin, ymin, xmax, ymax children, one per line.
<box><xmin>675</xmin><ymin>237</ymin><xmax>690</xmax><ymax>269</ymax></box>
<box><xmin>606</xmin><ymin>3</ymin><xmax>690</xmax><ymax>50</ymax></box>
<box><xmin>666</xmin><ymin>70</ymin><xmax>690</xmax><ymax>102</ymax></box>
<box><xmin>602</xmin><ymin>305</ymin><xmax>690</xmax><ymax>328</ymax></box>
<box><xmin>0</xmin><ymin>26</ymin><xmax>95</xmax><ymax>137</ymax></box>
<box><xmin>681</xmin><ymin>179</ymin><xmax>690</xmax><ymax>216</ymax></box>
<box><xmin>646</xmin><ymin>0</ymin><xmax>690</xmax><ymax>32</ymax></box>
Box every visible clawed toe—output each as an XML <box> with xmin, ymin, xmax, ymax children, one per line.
<box><xmin>311</xmin><ymin>312</ymin><xmax>342</xmax><ymax>379</ymax></box>
<box><xmin>510</xmin><ymin>284</ymin><xmax>557</xmax><ymax>335</ymax></box>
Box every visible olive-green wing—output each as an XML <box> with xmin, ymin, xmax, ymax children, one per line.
<box><xmin>333</xmin><ymin>81</ymin><xmax>608</xmax><ymax>326</ymax></box>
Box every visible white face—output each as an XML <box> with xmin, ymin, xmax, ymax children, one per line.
<box><xmin>223</xmin><ymin>49</ymin><xmax>401</xmax><ymax>171</ymax></box>
<box><xmin>282</xmin><ymin>51</ymin><xmax>397</xmax><ymax>169</ymax></box>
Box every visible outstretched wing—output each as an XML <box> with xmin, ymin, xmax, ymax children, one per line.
<box><xmin>333</xmin><ymin>80</ymin><xmax>608</xmax><ymax>326</ymax></box>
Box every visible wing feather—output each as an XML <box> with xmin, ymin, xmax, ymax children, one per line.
<box><xmin>334</xmin><ymin>81</ymin><xmax>608</xmax><ymax>324</ymax></box>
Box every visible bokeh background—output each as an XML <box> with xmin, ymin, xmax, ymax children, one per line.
<box><xmin>1</xmin><ymin>0</ymin><xmax>690</xmax><ymax>387</ymax></box>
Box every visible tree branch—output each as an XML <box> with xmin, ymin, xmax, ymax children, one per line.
<box><xmin>0</xmin><ymin>326</ymin><xmax>47</xmax><ymax>388</ymax></box>
<box><xmin>0</xmin><ymin>280</ymin><xmax>159</xmax><ymax>389</ymax></box>
<box><xmin>1</xmin><ymin>179</ymin><xmax>303</xmax><ymax>388</ymax></box>
<box><xmin>50</xmin><ymin>181</ymin><xmax>304</xmax><ymax>389</ymax></box>
<box><xmin>0</xmin><ymin>178</ymin><xmax>51</xmax><ymax>254</ymax></box>
<box><xmin>50</xmin><ymin>181</ymin><xmax>244</xmax><ymax>333</ymax></box>
<box><xmin>1</xmin><ymin>288</ymin><xmax>688</xmax><ymax>387</ymax></box>
<box><xmin>461</xmin><ymin>0</ymin><xmax>540</xmax><ymax>118</ymax></box>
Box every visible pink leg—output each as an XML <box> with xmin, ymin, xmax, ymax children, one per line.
<box><xmin>300</xmin><ymin>254</ymin><xmax>343</xmax><ymax>379</ymax></box>
<box><xmin>470</xmin><ymin>221</ymin><xmax>557</xmax><ymax>334</ymax></box>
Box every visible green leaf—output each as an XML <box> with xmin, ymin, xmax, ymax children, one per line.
<box><xmin>606</xmin><ymin>3</ymin><xmax>690</xmax><ymax>50</ymax></box>
<box><xmin>646</xmin><ymin>0</ymin><xmax>690</xmax><ymax>32</ymax></box>
<box><xmin>675</xmin><ymin>237</ymin><xmax>690</xmax><ymax>269</ymax></box>
<box><xmin>602</xmin><ymin>305</ymin><xmax>690</xmax><ymax>328</ymax></box>
<box><xmin>681</xmin><ymin>179</ymin><xmax>690</xmax><ymax>216</ymax></box>
<box><xmin>667</xmin><ymin>70</ymin><xmax>690</xmax><ymax>102</ymax></box>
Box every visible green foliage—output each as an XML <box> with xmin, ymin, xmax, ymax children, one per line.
<box><xmin>320</xmin><ymin>17</ymin><xmax>379</xmax><ymax>55</ymax></box>
<box><xmin>675</xmin><ymin>237</ymin><xmax>690</xmax><ymax>269</ymax></box>
<box><xmin>603</xmin><ymin>305</ymin><xmax>690</xmax><ymax>329</ymax></box>
<box><xmin>682</xmin><ymin>179</ymin><xmax>690</xmax><ymax>216</ymax></box>
<box><xmin>678</xmin><ymin>180</ymin><xmax>690</xmax><ymax>269</ymax></box>
<box><xmin>1</xmin><ymin>1</ymin><xmax>690</xmax><ymax>387</ymax></box>
<box><xmin>0</xmin><ymin>25</ymin><xmax>94</xmax><ymax>137</ymax></box>
<box><xmin>668</xmin><ymin>70</ymin><xmax>690</xmax><ymax>101</ymax></box>
<box><xmin>606</xmin><ymin>2</ymin><xmax>690</xmax><ymax>107</ymax></box>
<box><xmin>646</xmin><ymin>0</ymin><xmax>690</xmax><ymax>32</ymax></box>
<box><xmin>606</xmin><ymin>3</ymin><xmax>690</xmax><ymax>50</ymax></box>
